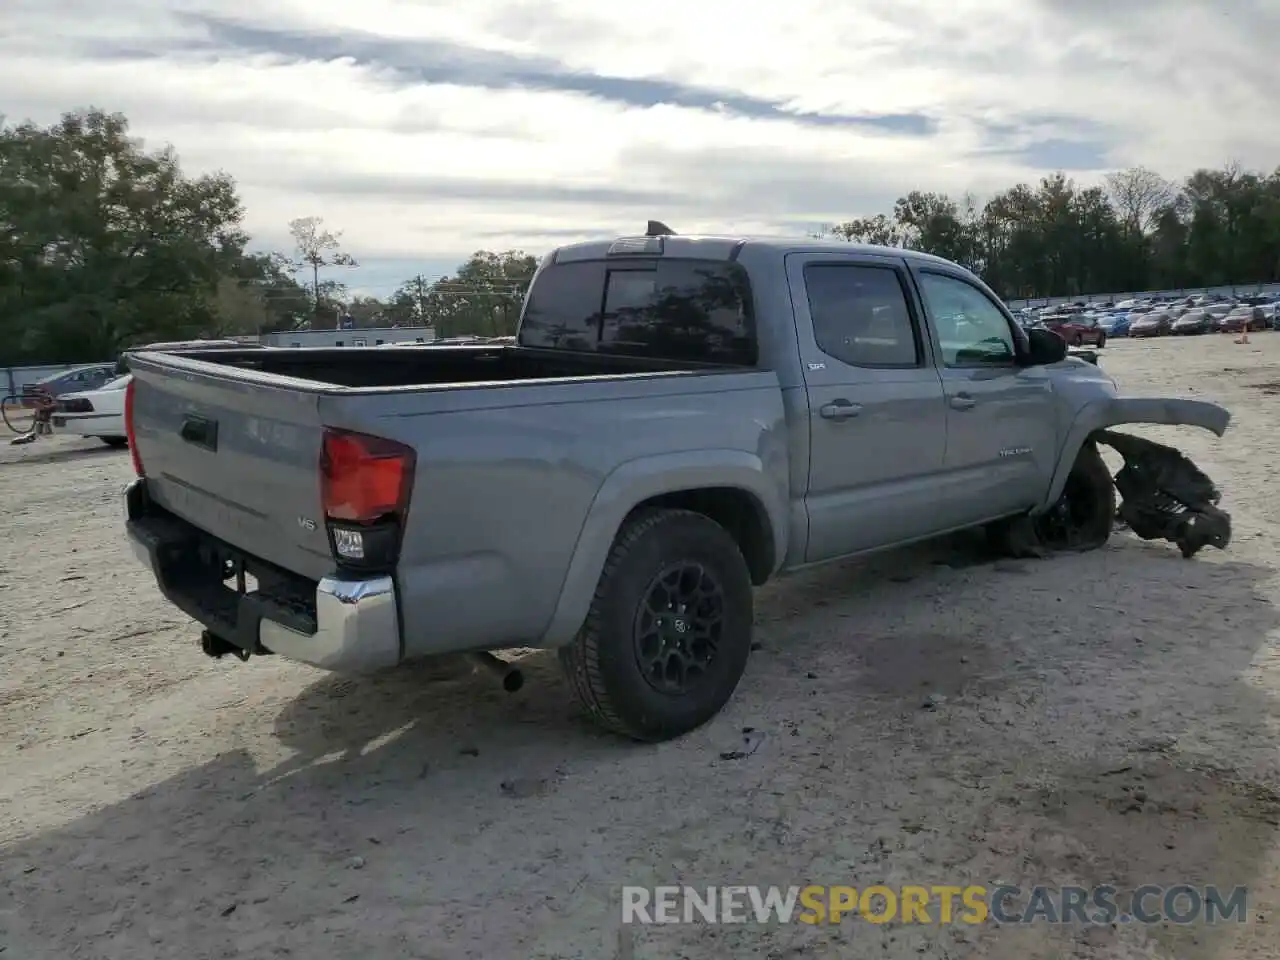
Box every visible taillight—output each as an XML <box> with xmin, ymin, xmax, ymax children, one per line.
<box><xmin>124</xmin><ymin>378</ymin><xmax>144</xmax><ymax>476</ymax></box>
<box><xmin>320</xmin><ymin>428</ymin><xmax>415</xmax><ymax>571</ymax></box>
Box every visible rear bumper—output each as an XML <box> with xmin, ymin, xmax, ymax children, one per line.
<box><xmin>123</xmin><ymin>478</ymin><xmax>401</xmax><ymax>672</ymax></box>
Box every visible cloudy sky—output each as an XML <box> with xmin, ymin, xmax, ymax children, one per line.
<box><xmin>4</xmin><ymin>0</ymin><xmax>1276</xmax><ymax>295</ymax></box>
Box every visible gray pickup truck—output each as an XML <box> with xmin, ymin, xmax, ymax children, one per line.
<box><xmin>122</xmin><ymin>226</ymin><xmax>1232</xmax><ymax>741</ymax></box>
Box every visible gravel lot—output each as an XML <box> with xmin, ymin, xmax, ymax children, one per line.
<box><xmin>3</xmin><ymin>337</ymin><xmax>1280</xmax><ymax>960</ymax></box>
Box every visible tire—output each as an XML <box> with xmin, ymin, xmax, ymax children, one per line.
<box><xmin>1034</xmin><ymin>441</ymin><xmax>1115</xmax><ymax>552</ymax></box>
<box><xmin>559</xmin><ymin>508</ymin><xmax>754</xmax><ymax>742</ymax></box>
<box><xmin>1097</xmin><ymin>332</ymin><xmax>1107</xmax><ymax>349</ymax></box>
<box><xmin>987</xmin><ymin>442</ymin><xmax>1115</xmax><ymax>557</ymax></box>
<box><xmin>101</xmin><ymin>436</ymin><xmax>128</xmax><ymax>448</ymax></box>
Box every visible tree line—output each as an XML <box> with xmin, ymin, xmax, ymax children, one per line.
<box><xmin>3</xmin><ymin>108</ymin><xmax>1278</xmax><ymax>364</ymax></box>
<box><xmin>0</xmin><ymin>109</ymin><xmax>539</xmax><ymax>363</ymax></box>
<box><xmin>820</xmin><ymin>164</ymin><xmax>1280</xmax><ymax>299</ymax></box>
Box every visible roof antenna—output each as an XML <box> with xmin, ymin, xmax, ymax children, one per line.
<box><xmin>646</xmin><ymin>220</ymin><xmax>676</xmax><ymax>237</ymax></box>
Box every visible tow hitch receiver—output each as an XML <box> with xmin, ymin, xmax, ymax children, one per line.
<box><xmin>1095</xmin><ymin>430</ymin><xmax>1231</xmax><ymax>559</ymax></box>
<box><xmin>200</xmin><ymin>629</ymin><xmax>251</xmax><ymax>662</ymax></box>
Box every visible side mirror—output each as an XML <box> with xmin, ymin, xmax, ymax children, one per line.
<box><xmin>1023</xmin><ymin>326</ymin><xmax>1068</xmax><ymax>366</ymax></box>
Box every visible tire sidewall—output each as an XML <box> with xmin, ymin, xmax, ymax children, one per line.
<box><xmin>1056</xmin><ymin>443</ymin><xmax>1115</xmax><ymax>550</ymax></box>
<box><xmin>594</xmin><ymin>515</ymin><xmax>753</xmax><ymax>740</ymax></box>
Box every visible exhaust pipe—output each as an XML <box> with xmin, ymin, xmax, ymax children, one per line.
<box><xmin>470</xmin><ymin>651</ymin><xmax>524</xmax><ymax>692</ymax></box>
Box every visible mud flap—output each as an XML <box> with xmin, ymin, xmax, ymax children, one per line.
<box><xmin>1093</xmin><ymin>430</ymin><xmax>1231</xmax><ymax>559</ymax></box>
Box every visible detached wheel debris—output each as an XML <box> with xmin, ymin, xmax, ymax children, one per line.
<box><xmin>1094</xmin><ymin>429</ymin><xmax>1232</xmax><ymax>559</ymax></box>
<box><xmin>992</xmin><ymin>432</ymin><xmax>1232</xmax><ymax>562</ymax></box>
<box><xmin>988</xmin><ymin>441</ymin><xmax>1115</xmax><ymax>559</ymax></box>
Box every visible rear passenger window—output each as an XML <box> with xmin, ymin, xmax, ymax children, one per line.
<box><xmin>519</xmin><ymin>259</ymin><xmax>756</xmax><ymax>364</ymax></box>
<box><xmin>600</xmin><ymin>261</ymin><xmax>755</xmax><ymax>364</ymax></box>
<box><xmin>804</xmin><ymin>264</ymin><xmax>920</xmax><ymax>367</ymax></box>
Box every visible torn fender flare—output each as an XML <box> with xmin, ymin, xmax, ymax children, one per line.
<box><xmin>1039</xmin><ymin>397</ymin><xmax>1231</xmax><ymax>511</ymax></box>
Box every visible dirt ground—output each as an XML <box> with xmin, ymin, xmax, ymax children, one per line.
<box><xmin>2</xmin><ymin>337</ymin><xmax>1280</xmax><ymax>960</ymax></box>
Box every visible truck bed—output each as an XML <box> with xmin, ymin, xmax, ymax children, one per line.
<box><xmin>124</xmin><ymin>342</ymin><xmax>774</xmax><ymax>596</ymax></box>
<box><xmin>136</xmin><ymin>343</ymin><xmax>730</xmax><ymax>390</ymax></box>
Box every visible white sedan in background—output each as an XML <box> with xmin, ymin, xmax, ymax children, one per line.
<box><xmin>51</xmin><ymin>374</ymin><xmax>131</xmax><ymax>447</ymax></box>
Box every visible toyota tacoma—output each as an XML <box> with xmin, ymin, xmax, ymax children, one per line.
<box><xmin>122</xmin><ymin>225</ymin><xmax>1232</xmax><ymax>741</ymax></box>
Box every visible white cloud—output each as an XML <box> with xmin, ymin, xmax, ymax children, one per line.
<box><xmin>2</xmin><ymin>0</ymin><xmax>1276</xmax><ymax>288</ymax></box>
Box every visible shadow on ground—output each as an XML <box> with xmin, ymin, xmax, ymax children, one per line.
<box><xmin>2</xmin><ymin>534</ymin><xmax>1277</xmax><ymax>960</ymax></box>
<box><xmin>0</xmin><ymin>441</ymin><xmax>123</xmax><ymax>467</ymax></box>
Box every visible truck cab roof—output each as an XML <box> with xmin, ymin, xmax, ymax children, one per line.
<box><xmin>548</xmin><ymin>232</ymin><xmax>960</xmax><ymax>270</ymax></box>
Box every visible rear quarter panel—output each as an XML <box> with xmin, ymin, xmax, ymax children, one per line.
<box><xmin>324</xmin><ymin>370</ymin><xmax>789</xmax><ymax>655</ymax></box>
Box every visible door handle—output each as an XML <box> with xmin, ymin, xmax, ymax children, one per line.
<box><xmin>820</xmin><ymin>400</ymin><xmax>862</xmax><ymax>420</ymax></box>
<box><xmin>949</xmin><ymin>394</ymin><xmax>976</xmax><ymax>411</ymax></box>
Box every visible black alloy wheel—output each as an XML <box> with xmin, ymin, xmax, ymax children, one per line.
<box><xmin>559</xmin><ymin>508</ymin><xmax>754</xmax><ymax>742</ymax></box>
<box><xmin>633</xmin><ymin>562</ymin><xmax>724</xmax><ymax>695</ymax></box>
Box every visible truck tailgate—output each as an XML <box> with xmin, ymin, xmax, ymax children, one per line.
<box><xmin>128</xmin><ymin>355</ymin><xmax>334</xmax><ymax>582</ymax></box>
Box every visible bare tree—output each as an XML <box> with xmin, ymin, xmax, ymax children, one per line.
<box><xmin>287</xmin><ymin>216</ymin><xmax>357</xmax><ymax>324</ymax></box>
<box><xmin>1104</xmin><ymin>167</ymin><xmax>1174</xmax><ymax>234</ymax></box>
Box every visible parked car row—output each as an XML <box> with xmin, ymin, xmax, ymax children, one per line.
<box><xmin>1012</xmin><ymin>293</ymin><xmax>1280</xmax><ymax>340</ymax></box>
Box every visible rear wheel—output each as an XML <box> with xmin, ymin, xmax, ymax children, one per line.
<box><xmin>559</xmin><ymin>508</ymin><xmax>754</xmax><ymax>742</ymax></box>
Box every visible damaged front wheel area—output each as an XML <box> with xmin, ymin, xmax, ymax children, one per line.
<box><xmin>990</xmin><ymin>432</ymin><xmax>1232</xmax><ymax>561</ymax></box>
<box><xmin>1094</xmin><ymin>430</ymin><xmax>1231</xmax><ymax>559</ymax></box>
<box><xmin>989</xmin><ymin>442</ymin><xmax>1115</xmax><ymax>558</ymax></box>
<box><xmin>1034</xmin><ymin>442</ymin><xmax>1116</xmax><ymax>552</ymax></box>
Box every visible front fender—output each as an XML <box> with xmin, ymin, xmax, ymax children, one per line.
<box><xmin>1039</xmin><ymin>397</ymin><xmax>1231</xmax><ymax>510</ymax></box>
<box><xmin>538</xmin><ymin>449</ymin><xmax>788</xmax><ymax>647</ymax></box>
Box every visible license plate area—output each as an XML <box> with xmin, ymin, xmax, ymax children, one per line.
<box><xmin>212</xmin><ymin>548</ymin><xmax>260</xmax><ymax>598</ymax></box>
<box><xmin>149</xmin><ymin>515</ymin><xmax>320</xmax><ymax>643</ymax></box>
